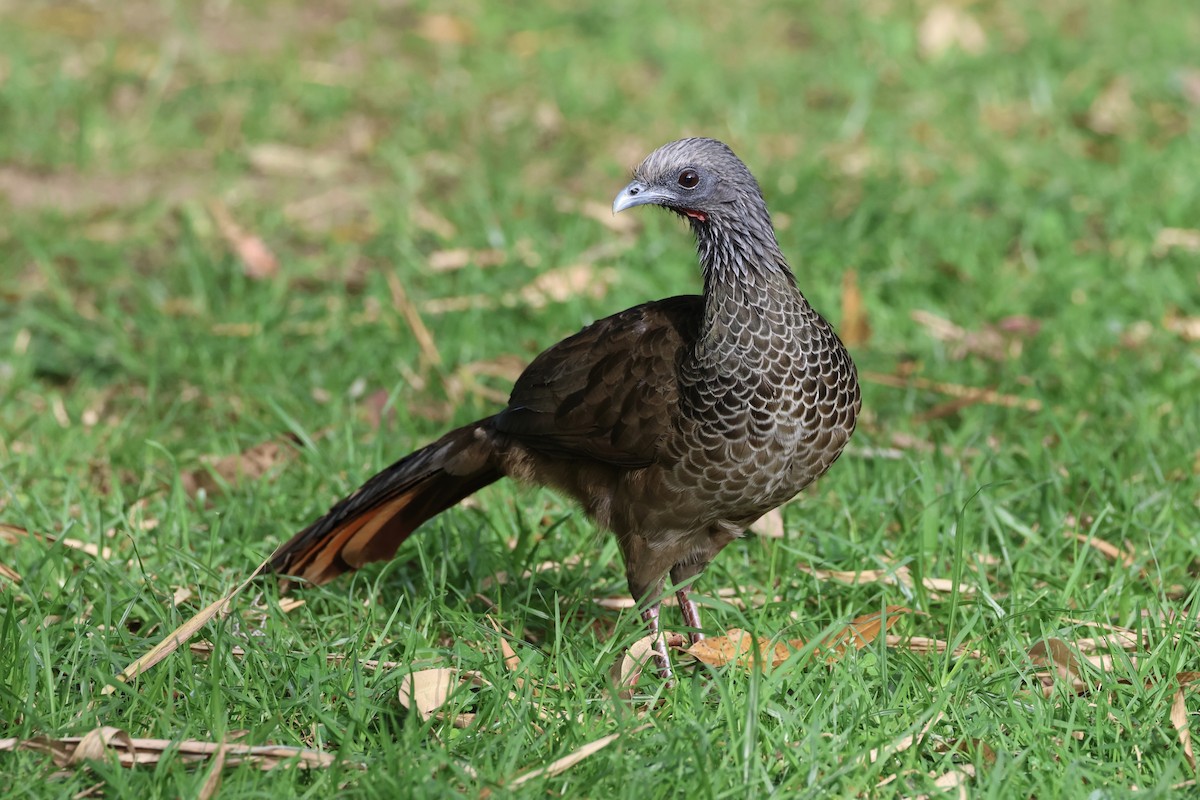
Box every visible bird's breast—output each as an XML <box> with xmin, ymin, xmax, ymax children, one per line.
<box><xmin>667</xmin><ymin>311</ymin><xmax>859</xmax><ymax>520</ymax></box>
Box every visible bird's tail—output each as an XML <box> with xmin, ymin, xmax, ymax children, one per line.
<box><xmin>270</xmin><ymin>419</ymin><xmax>500</xmax><ymax>587</ymax></box>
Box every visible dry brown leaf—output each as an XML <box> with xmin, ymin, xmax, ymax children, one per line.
<box><xmin>324</xmin><ymin>653</ymin><xmax>401</xmax><ymax>671</ymax></box>
<box><xmin>862</xmin><ymin>370</ymin><xmax>1042</xmax><ymax>412</ymax></box>
<box><xmin>918</xmin><ymin>6</ymin><xmax>986</xmax><ymax>59</ymax></box>
<box><xmin>1173</xmin><ymin>686</ymin><xmax>1195</xmax><ymax>771</ymax></box>
<box><xmin>1064</xmin><ymin>530</ymin><xmax>1136</xmax><ymax>568</ymax></box>
<box><xmin>922</xmin><ymin>577</ymin><xmax>970</xmax><ymax>594</ymax></box>
<box><xmin>881</xmin><ymin>431</ymin><xmax>981</xmax><ymax>460</ymax></box>
<box><xmin>0</xmin><ymin>523</ymin><xmax>113</xmax><ymax>561</ymax></box>
<box><xmin>427</xmin><ymin>248</ymin><xmax>506</xmax><ymax>272</ymax></box>
<box><xmin>196</xmin><ymin>742</ymin><xmax>227</xmax><ymax>800</ymax></box>
<box><xmin>444</xmin><ymin>374</ymin><xmax>507</xmax><ymax>406</ymax></box>
<box><xmin>507</xmin><ymin>728</ymin><xmax>645</xmax><ymax>788</ymax></box>
<box><xmin>189</xmin><ymin>640</ymin><xmax>247</xmax><ymax>659</ymax></box>
<box><xmin>519</xmin><ymin>264</ymin><xmax>616</xmax><ymax>308</ymax></box>
<box><xmin>398</xmin><ymin>668</ymin><xmax>459</xmax><ymax>719</ymax></box>
<box><xmin>398</xmin><ymin>668</ymin><xmax>487</xmax><ymax>726</ymax></box>
<box><xmin>924</xmin><ymin>768</ymin><xmax>970</xmax><ymax>800</ymax></box>
<box><xmin>840</xmin><ymin>269</ymin><xmax>870</xmax><ymax>346</ymax></box>
<box><xmin>610</xmin><ymin>632</ymin><xmax>685</xmax><ymax>698</ymax></box>
<box><xmin>427</xmin><ymin>249</ymin><xmax>470</xmax><ymax>272</ymax></box>
<box><xmin>1028</xmin><ymin>638</ymin><xmax>1086</xmax><ymax>694</ymax></box>
<box><xmin>866</xmin><ymin>711</ymin><xmax>946</xmax><ymax>765</ymax></box>
<box><xmin>386</xmin><ymin>272</ymin><xmax>443</xmax><ymax>370</ymax></box>
<box><xmin>0</xmin><ymin>523</ymin><xmax>24</xmax><ymax>544</ymax></box>
<box><xmin>997</xmin><ymin>315</ymin><xmax>1043</xmax><ymax>336</ymax></box>
<box><xmin>411</xmin><ymin>205</ymin><xmax>457</xmax><ymax>239</ymax></box>
<box><xmin>610</xmin><ymin>634</ymin><xmax>657</xmax><ymax>697</ymax></box>
<box><xmin>61</xmin><ymin>536</ymin><xmax>113</xmax><ymax>560</ymax></box>
<box><xmin>417</xmin><ymin>13</ymin><xmax>474</xmax><ymax>45</ymax></box>
<box><xmin>422</xmin><ymin>240</ymin><xmax>625</xmax><ymax>315</ymax></box>
<box><xmin>885</xmin><ymin>634</ymin><xmax>982</xmax><ymax>660</ymax></box>
<box><xmin>182</xmin><ymin>435</ymin><xmax>301</xmax><ymax>497</ymax></box>
<box><xmin>1120</xmin><ymin>320</ymin><xmax>1156</xmax><ymax>349</ymax></box>
<box><xmin>105</xmin><ymin>556</ymin><xmax>272</xmax><ymax>693</ymax></box>
<box><xmin>750</xmin><ymin>508</ymin><xmax>785</xmax><ymax>538</ymax></box>
<box><xmin>245</xmin><ymin>143</ymin><xmax>346</xmax><ymax>179</ymax></box>
<box><xmin>935</xmin><ymin>737</ymin><xmax>997</xmax><ymax>765</ymax></box>
<box><xmin>283</xmin><ymin>187</ymin><xmax>373</xmax><ymax>237</ymax></box>
<box><xmin>911</xmin><ymin>309</ymin><xmax>1039</xmax><ymax>361</ymax></box>
<box><xmin>1081</xmin><ymin>650</ymin><xmax>1144</xmax><ymax>674</ymax></box>
<box><xmin>814</xmin><ymin>606</ymin><xmax>913</xmax><ymax>659</ymax></box>
<box><xmin>819</xmin><ymin>137</ymin><xmax>875</xmax><ymax>182</ymax></box>
<box><xmin>1088</xmin><ymin>78</ymin><xmax>1136</xmax><ymax>137</ymax></box>
<box><xmin>0</xmin><ymin>560</ymin><xmax>21</xmax><ymax>586</ymax></box>
<box><xmin>208</xmin><ymin>201</ymin><xmax>279</xmax><ymax>280</ymax></box>
<box><xmin>1030</xmin><ymin>673</ymin><xmax>1089</xmax><ymax>697</ymax></box>
<box><xmin>594</xmin><ymin>596</ymin><xmax>653</xmax><ymax>610</ymax></box>
<box><xmin>1164</xmin><ymin>309</ymin><xmax>1200</xmax><ymax>342</ymax></box>
<box><xmin>1174</xmin><ymin>672</ymin><xmax>1200</xmax><ymax>771</ymax></box>
<box><xmin>687</xmin><ymin>629</ymin><xmax>793</xmax><ymax>670</ymax></box>
<box><xmin>489</xmin><ymin>618</ymin><xmax>522</xmax><ymax>674</ymax></box>
<box><xmin>798</xmin><ymin>562</ymin><xmax>975</xmax><ymax>597</ymax></box>
<box><xmin>800</xmin><ymin>565</ymin><xmax>896</xmax><ymax>585</ymax></box>
<box><xmin>277</xmin><ymin>597</ymin><xmax>305</xmax><ymax>614</ymax></box>
<box><xmin>1152</xmin><ymin>227</ymin><xmax>1200</xmax><ymax>257</ymax></box>
<box><xmin>73</xmin><ymin>779</ymin><xmax>106</xmax><ymax>799</ymax></box>
<box><xmin>457</xmin><ymin>354</ymin><xmax>526</xmax><ymax>386</ymax></box>
<box><xmin>1063</xmin><ymin>618</ymin><xmax>1158</xmax><ymax>647</ymax></box>
<box><xmin>112</xmin><ymin>596</ymin><xmax>234</xmax><ymax>689</ymax></box>
<box><xmin>210</xmin><ymin>322</ymin><xmax>263</xmax><ymax>337</ymax></box>
<box><xmin>1029</xmin><ymin>638</ymin><xmax>1082</xmax><ymax>680</ymax></box>
<box><xmin>358</xmin><ymin>388</ymin><xmax>397</xmax><ymax>432</ymax></box>
<box><xmin>1179</xmin><ymin>69</ymin><xmax>1200</xmax><ymax>106</ymax></box>
<box><xmin>0</xmin><ymin>728</ymin><xmax>335</xmax><ymax>770</ymax></box>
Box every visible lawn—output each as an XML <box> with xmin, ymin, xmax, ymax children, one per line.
<box><xmin>1</xmin><ymin>0</ymin><xmax>1198</xmax><ymax>797</ymax></box>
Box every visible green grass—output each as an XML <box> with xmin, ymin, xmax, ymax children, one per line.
<box><xmin>2</xmin><ymin>0</ymin><xmax>1199</xmax><ymax>796</ymax></box>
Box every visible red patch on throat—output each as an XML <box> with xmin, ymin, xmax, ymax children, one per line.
<box><xmin>683</xmin><ymin>209</ymin><xmax>707</xmax><ymax>222</ymax></box>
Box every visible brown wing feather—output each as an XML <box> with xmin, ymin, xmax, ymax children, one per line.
<box><xmin>495</xmin><ymin>296</ymin><xmax>702</xmax><ymax>466</ymax></box>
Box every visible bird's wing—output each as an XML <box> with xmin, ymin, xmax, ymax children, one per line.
<box><xmin>494</xmin><ymin>296</ymin><xmax>702</xmax><ymax>467</ymax></box>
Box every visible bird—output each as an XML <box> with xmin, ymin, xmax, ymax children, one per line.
<box><xmin>270</xmin><ymin>137</ymin><xmax>861</xmax><ymax>678</ymax></box>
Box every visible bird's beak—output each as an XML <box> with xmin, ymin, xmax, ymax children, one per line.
<box><xmin>612</xmin><ymin>181</ymin><xmax>674</xmax><ymax>214</ymax></box>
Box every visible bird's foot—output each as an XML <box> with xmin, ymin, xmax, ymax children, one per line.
<box><xmin>651</xmin><ymin>633</ymin><xmax>673</xmax><ymax>682</ymax></box>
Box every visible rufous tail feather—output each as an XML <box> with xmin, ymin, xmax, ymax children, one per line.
<box><xmin>270</xmin><ymin>421</ymin><xmax>499</xmax><ymax>586</ymax></box>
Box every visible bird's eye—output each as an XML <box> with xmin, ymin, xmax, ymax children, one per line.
<box><xmin>678</xmin><ymin>169</ymin><xmax>700</xmax><ymax>189</ymax></box>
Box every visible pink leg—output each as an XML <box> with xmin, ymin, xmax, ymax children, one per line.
<box><xmin>640</xmin><ymin>604</ymin><xmax>673</xmax><ymax>681</ymax></box>
<box><xmin>676</xmin><ymin>584</ymin><xmax>704</xmax><ymax>644</ymax></box>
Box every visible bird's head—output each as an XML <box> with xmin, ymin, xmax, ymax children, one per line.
<box><xmin>612</xmin><ymin>138</ymin><xmax>766</xmax><ymax>227</ymax></box>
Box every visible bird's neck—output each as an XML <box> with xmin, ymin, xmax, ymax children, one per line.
<box><xmin>694</xmin><ymin>215</ymin><xmax>811</xmax><ymax>354</ymax></box>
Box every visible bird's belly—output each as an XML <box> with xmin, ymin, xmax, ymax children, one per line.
<box><xmin>665</xmin><ymin>418</ymin><xmax>797</xmax><ymax>515</ymax></box>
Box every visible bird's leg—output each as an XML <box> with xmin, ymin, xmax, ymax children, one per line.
<box><xmin>639</xmin><ymin>603</ymin><xmax>672</xmax><ymax>681</ymax></box>
<box><xmin>675</xmin><ymin>583</ymin><xmax>704</xmax><ymax>645</ymax></box>
<box><xmin>671</xmin><ymin>561</ymin><xmax>714</xmax><ymax>645</ymax></box>
<box><xmin>622</xmin><ymin>537</ymin><xmax>676</xmax><ymax>680</ymax></box>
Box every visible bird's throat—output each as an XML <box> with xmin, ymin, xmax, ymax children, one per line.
<box><xmin>696</xmin><ymin>222</ymin><xmax>804</xmax><ymax>358</ymax></box>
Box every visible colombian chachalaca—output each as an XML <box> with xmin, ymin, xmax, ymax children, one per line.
<box><xmin>270</xmin><ymin>138</ymin><xmax>861</xmax><ymax>676</ymax></box>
